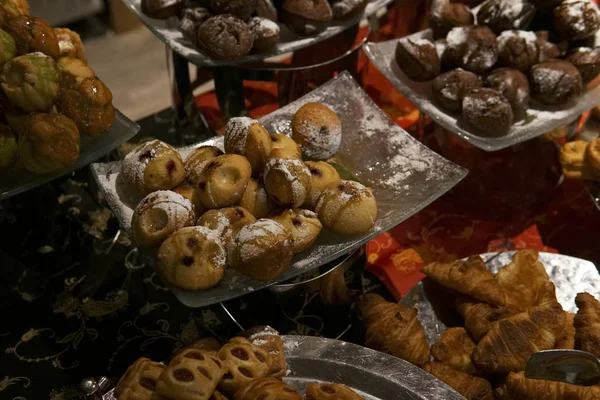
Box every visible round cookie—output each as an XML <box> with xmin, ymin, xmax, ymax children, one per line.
<box><xmin>476</xmin><ymin>0</ymin><xmax>536</xmax><ymax>34</ymax></box>
<box><xmin>432</xmin><ymin>68</ymin><xmax>482</xmax><ymax>113</ymax></box>
<box><xmin>157</xmin><ymin>226</ymin><xmax>226</xmax><ymax>290</ymax></box>
<box><xmin>197</xmin><ymin>15</ymin><xmax>253</xmax><ymax>59</ymax></box>
<box><xmin>529</xmin><ymin>59</ymin><xmax>583</xmax><ymax>105</ymax></box>
<box><xmin>238</xmin><ymin>177</ymin><xmax>276</xmax><ymax>219</ymax></box>
<box><xmin>315</xmin><ymin>180</ymin><xmax>377</xmax><ymax>236</ymax></box>
<box><xmin>485</xmin><ymin>68</ymin><xmax>530</xmax><ymax>119</ymax></box>
<box><xmin>184</xmin><ymin>145</ymin><xmax>223</xmax><ymax>185</ymax></box>
<box><xmin>394</xmin><ymin>38</ymin><xmax>440</xmax><ymax>82</ymax></box>
<box><xmin>428</xmin><ymin>0</ymin><xmax>474</xmax><ymax>40</ymax></box>
<box><xmin>210</xmin><ymin>0</ymin><xmax>257</xmax><ymax>20</ymax></box>
<box><xmin>554</xmin><ymin>0</ymin><xmax>599</xmax><ymax>41</ymax></box>
<box><xmin>263</xmin><ymin>150</ymin><xmax>311</xmax><ymax>208</ymax></box>
<box><xmin>271</xmin><ymin>209</ymin><xmax>323</xmax><ymax>253</ymax></box>
<box><xmin>446</xmin><ymin>26</ymin><xmax>498</xmax><ymax>74</ymax></box>
<box><xmin>193</xmin><ymin>154</ymin><xmax>252</xmax><ymax>208</ymax></box>
<box><xmin>197</xmin><ymin>206</ymin><xmax>256</xmax><ymax>249</ymax></box>
<box><xmin>131</xmin><ymin>190</ymin><xmax>195</xmax><ymax>248</ymax></box>
<box><xmin>497</xmin><ymin>30</ymin><xmax>538</xmax><ymax>72</ymax></box>
<box><xmin>291</xmin><ymin>102</ymin><xmax>341</xmax><ymax>160</ymax></box>
<box><xmin>229</xmin><ymin>219</ymin><xmax>293</xmax><ymax>281</ymax></box>
<box><xmin>270</xmin><ymin>133</ymin><xmax>302</xmax><ymax>158</ymax></box>
<box><xmin>303</xmin><ymin>160</ymin><xmax>341</xmax><ymax>209</ymax></box>
<box><xmin>249</xmin><ymin>16</ymin><xmax>280</xmax><ymax>53</ymax></box>
<box><xmin>462</xmin><ymin>88</ymin><xmax>513</xmax><ymax>137</ymax></box>
<box><xmin>224</xmin><ymin>117</ymin><xmax>272</xmax><ymax>174</ymax></box>
<box><xmin>565</xmin><ymin>47</ymin><xmax>600</xmax><ymax>84</ymax></box>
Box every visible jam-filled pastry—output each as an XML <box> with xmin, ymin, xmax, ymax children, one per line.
<box><xmin>263</xmin><ymin>149</ymin><xmax>311</xmax><ymax>208</ymax></box>
<box><xmin>172</xmin><ymin>183</ymin><xmax>205</xmax><ymax>218</ymax></box>
<box><xmin>559</xmin><ymin>140</ymin><xmax>590</xmax><ymax>179</ymax></box>
<box><xmin>157</xmin><ymin>226</ymin><xmax>226</xmax><ymax>290</ymax></box>
<box><xmin>193</xmin><ymin>154</ymin><xmax>252</xmax><ymax>209</ymax></box>
<box><xmin>241</xmin><ymin>326</ymin><xmax>287</xmax><ymax>378</ymax></box>
<box><xmin>217</xmin><ymin>337</ymin><xmax>272</xmax><ymax>396</ymax></box>
<box><xmin>271</xmin><ymin>209</ymin><xmax>322</xmax><ymax>253</ymax></box>
<box><xmin>197</xmin><ymin>206</ymin><xmax>256</xmax><ymax>250</ymax></box>
<box><xmin>131</xmin><ymin>190</ymin><xmax>195</xmax><ymax>248</ymax></box>
<box><xmin>114</xmin><ymin>357</ymin><xmax>165</xmax><ymax>400</ymax></box>
<box><xmin>270</xmin><ymin>133</ymin><xmax>301</xmax><ymax>158</ymax></box>
<box><xmin>224</xmin><ymin>117</ymin><xmax>272</xmax><ymax>174</ymax></box>
<box><xmin>305</xmin><ymin>383</ymin><xmax>364</xmax><ymax>400</ymax></box>
<box><xmin>291</xmin><ymin>102</ymin><xmax>341</xmax><ymax>160</ymax></box>
<box><xmin>234</xmin><ymin>377</ymin><xmax>301</xmax><ymax>400</ymax></box>
<box><xmin>121</xmin><ymin>140</ymin><xmax>185</xmax><ymax>196</ymax></box>
<box><xmin>302</xmin><ymin>161</ymin><xmax>340</xmax><ymax>210</ymax></box>
<box><xmin>238</xmin><ymin>177</ymin><xmax>276</xmax><ymax>219</ymax></box>
<box><xmin>185</xmin><ymin>145</ymin><xmax>224</xmax><ymax>185</ymax></box>
<box><xmin>156</xmin><ymin>348</ymin><xmax>226</xmax><ymax>400</ymax></box>
<box><xmin>585</xmin><ymin>138</ymin><xmax>600</xmax><ymax>178</ymax></box>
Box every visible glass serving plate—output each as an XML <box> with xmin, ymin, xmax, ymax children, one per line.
<box><xmin>364</xmin><ymin>34</ymin><xmax>600</xmax><ymax>152</ymax></box>
<box><xmin>121</xmin><ymin>0</ymin><xmax>394</xmax><ymax>67</ymax></box>
<box><xmin>400</xmin><ymin>251</ymin><xmax>600</xmax><ymax>345</ymax></box>
<box><xmin>90</xmin><ymin>71</ymin><xmax>468</xmax><ymax>308</ymax></box>
<box><xmin>0</xmin><ymin>110</ymin><xmax>140</xmax><ymax>200</ymax></box>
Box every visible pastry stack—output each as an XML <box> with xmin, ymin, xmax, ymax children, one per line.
<box><xmin>358</xmin><ymin>249</ymin><xmax>600</xmax><ymax>400</ymax></box>
<box><xmin>0</xmin><ymin>0</ymin><xmax>115</xmax><ymax>174</ymax></box>
<box><xmin>120</xmin><ymin>102</ymin><xmax>378</xmax><ymax>290</ymax></box>
<box><xmin>395</xmin><ymin>0</ymin><xmax>600</xmax><ymax>137</ymax></box>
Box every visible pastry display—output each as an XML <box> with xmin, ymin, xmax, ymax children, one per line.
<box><xmin>565</xmin><ymin>47</ymin><xmax>600</xmax><ymax>84</ymax></box>
<box><xmin>54</xmin><ymin>28</ymin><xmax>85</xmax><ymax>60</ymax></box>
<box><xmin>461</xmin><ymin>88</ymin><xmax>514</xmax><ymax>137</ymax></box>
<box><xmin>428</xmin><ymin>0</ymin><xmax>474</xmax><ymax>40</ymax></box>
<box><xmin>263</xmin><ymin>150</ymin><xmax>311</xmax><ymax>208</ymax></box>
<box><xmin>553</xmin><ymin>0</ymin><xmax>600</xmax><ymax>40</ymax></box>
<box><xmin>291</xmin><ymin>102</ymin><xmax>341</xmax><ymax>160</ymax></box>
<box><xmin>248</xmin><ymin>16</ymin><xmax>280</xmax><ymax>53</ymax></box>
<box><xmin>302</xmin><ymin>160</ymin><xmax>340</xmax><ymax>210</ymax></box>
<box><xmin>307</xmin><ymin>264</ymin><xmax>354</xmax><ymax>306</ymax></box>
<box><xmin>305</xmin><ymin>383</ymin><xmax>364</xmax><ymax>399</ymax></box>
<box><xmin>3</xmin><ymin>15</ymin><xmax>59</xmax><ymax>58</ymax></box>
<box><xmin>432</xmin><ymin>68</ymin><xmax>482</xmax><ymax>112</ymax></box>
<box><xmin>198</xmin><ymin>15</ymin><xmax>254</xmax><ymax>60</ymax></box>
<box><xmin>114</xmin><ymin>357</ymin><xmax>165</xmax><ymax>400</ymax></box>
<box><xmin>281</xmin><ymin>0</ymin><xmax>332</xmax><ymax>35</ymax></box>
<box><xmin>0</xmin><ymin>124</ymin><xmax>17</xmax><ymax>172</ymax></box>
<box><xmin>476</xmin><ymin>0</ymin><xmax>536</xmax><ymax>34</ymax></box>
<box><xmin>193</xmin><ymin>154</ymin><xmax>252</xmax><ymax>209</ymax></box>
<box><xmin>237</xmin><ymin>177</ymin><xmax>276</xmax><ymax>219</ymax></box>
<box><xmin>574</xmin><ymin>292</ymin><xmax>600</xmax><ymax>357</ymax></box>
<box><xmin>395</xmin><ymin>38</ymin><xmax>440</xmax><ymax>82</ymax></box>
<box><xmin>185</xmin><ymin>145</ymin><xmax>224</xmax><ymax>185</ymax></box>
<box><xmin>241</xmin><ymin>326</ymin><xmax>287</xmax><ymax>378</ymax></box>
<box><xmin>530</xmin><ymin>59</ymin><xmax>583</xmax><ymax>105</ymax></box>
<box><xmin>197</xmin><ymin>206</ymin><xmax>256</xmax><ymax>249</ymax></box>
<box><xmin>484</xmin><ymin>68</ymin><xmax>530</xmax><ymax>119</ymax></box>
<box><xmin>270</xmin><ymin>133</ymin><xmax>302</xmax><ymax>158</ymax></box>
<box><xmin>446</xmin><ymin>26</ymin><xmax>498</xmax><ymax>74</ymax></box>
<box><xmin>271</xmin><ymin>208</ymin><xmax>322</xmax><ymax>253</ymax></box>
<box><xmin>217</xmin><ymin>337</ymin><xmax>272</xmax><ymax>395</ymax></box>
<box><xmin>224</xmin><ymin>117</ymin><xmax>272</xmax><ymax>173</ymax></box>
<box><xmin>234</xmin><ymin>378</ymin><xmax>301</xmax><ymax>400</ymax></box>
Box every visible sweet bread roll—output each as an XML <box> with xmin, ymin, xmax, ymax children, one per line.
<box><xmin>115</xmin><ymin>357</ymin><xmax>165</xmax><ymax>400</ymax></box>
<box><xmin>291</xmin><ymin>102</ymin><xmax>341</xmax><ymax>160</ymax></box>
<box><xmin>185</xmin><ymin>145</ymin><xmax>224</xmax><ymax>185</ymax></box>
<box><xmin>197</xmin><ymin>206</ymin><xmax>256</xmax><ymax>250</ymax></box>
<box><xmin>270</xmin><ymin>133</ymin><xmax>301</xmax><ymax>158</ymax></box>
<box><xmin>271</xmin><ymin>209</ymin><xmax>322</xmax><ymax>253</ymax></box>
<box><xmin>234</xmin><ymin>377</ymin><xmax>301</xmax><ymax>400</ymax></box>
<box><xmin>54</xmin><ymin>28</ymin><xmax>85</xmax><ymax>60</ymax></box>
<box><xmin>121</xmin><ymin>140</ymin><xmax>185</xmax><ymax>196</ymax></box>
<box><xmin>585</xmin><ymin>138</ymin><xmax>600</xmax><ymax>177</ymax></box>
<box><xmin>3</xmin><ymin>15</ymin><xmax>59</xmax><ymax>58</ymax></box>
<box><xmin>156</xmin><ymin>349</ymin><xmax>226</xmax><ymax>400</ymax></box>
<box><xmin>305</xmin><ymin>383</ymin><xmax>364</xmax><ymax>400</ymax></box>
<box><xmin>157</xmin><ymin>226</ymin><xmax>226</xmax><ymax>290</ymax></box>
<box><xmin>303</xmin><ymin>161</ymin><xmax>340</xmax><ymax>210</ymax></box>
<box><xmin>241</xmin><ymin>326</ymin><xmax>287</xmax><ymax>378</ymax></box>
<box><xmin>193</xmin><ymin>154</ymin><xmax>252</xmax><ymax>209</ymax></box>
<box><xmin>263</xmin><ymin>149</ymin><xmax>311</xmax><ymax>208</ymax></box>
<box><xmin>229</xmin><ymin>219</ymin><xmax>293</xmax><ymax>281</ymax></box>
<box><xmin>217</xmin><ymin>337</ymin><xmax>272</xmax><ymax>396</ymax></box>
<box><xmin>172</xmin><ymin>183</ymin><xmax>205</xmax><ymax>218</ymax></box>
<box><xmin>238</xmin><ymin>177</ymin><xmax>276</xmax><ymax>219</ymax></box>
<box><xmin>315</xmin><ymin>180</ymin><xmax>377</xmax><ymax>236</ymax></box>
<box><xmin>224</xmin><ymin>117</ymin><xmax>272</xmax><ymax>174</ymax></box>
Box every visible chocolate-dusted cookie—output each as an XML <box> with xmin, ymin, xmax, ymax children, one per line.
<box><xmin>485</xmin><ymin>68</ymin><xmax>530</xmax><ymax>119</ymax></box>
<box><xmin>529</xmin><ymin>59</ymin><xmax>583</xmax><ymax>105</ymax></box>
<box><xmin>428</xmin><ymin>0</ymin><xmax>474</xmax><ymax>40</ymax></box>
<box><xmin>142</xmin><ymin>0</ymin><xmax>184</xmax><ymax>18</ymax></box>
<box><xmin>281</xmin><ymin>0</ymin><xmax>332</xmax><ymax>35</ymax></box>
<box><xmin>197</xmin><ymin>14</ymin><xmax>253</xmax><ymax>59</ymax></box>
<box><xmin>432</xmin><ymin>68</ymin><xmax>482</xmax><ymax>112</ymax></box>
<box><xmin>447</xmin><ymin>26</ymin><xmax>498</xmax><ymax>74</ymax></box>
<box><xmin>211</xmin><ymin>0</ymin><xmax>257</xmax><ymax>20</ymax></box>
<box><xmin>249</xmin><ymin>16</ymin><xmax>280</xmax><ymax>53</ymax></box>
<box><xmin>477</xmin><ymin>0</ymin><xmax>536</xmax><ymax>34</ymax></box>
<box><xmin>395</xmin><ymin>38</ymin><xmax>440</xmax><ymax>81</ymax></box>
<box><xmin>565</xmin><ymin>47</ymin><xmax>600</xmax><ymax>83</ymax></box>
<box><xmin>462</xmin><ymin>88</ymin><xmax>514</xmax><ymax>137</ymax></box>
<box><xmin>497</xmin><ymin>30</ymin><xmax>538</xmax><ymax>72</ymax></box>
<box><xmin>179</xmin><ymin>7</ymin><xmax>212</xmax><ymax>45</ymax></box>
<box><xmin>554</xmin><ymin>0</ymin><xmax>599</xmax><ymax>41</ymax></box>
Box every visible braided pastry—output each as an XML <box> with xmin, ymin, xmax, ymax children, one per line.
<box><xmin>218</xmin><ymin>337</ymin><xmax>272</xmax><ymax>395</ymax></box>
<box><xmin>241</xmin><ymin>326</ymin><xmax>287</xmax><ymax>378</ymax></box>
<box><xmin>305</xmin><ymin>383</ymin><xmax>364</xmax><ymax>400</ymax></box>
<box><xmin>233</xmin><ymin>377</ymin><xmax>301</xmax><ymax>400</ymax></box>
<box><xmin>114</xmin><ymin>357</ymin><xmax>165</xmax><ymax>400</ymax></box>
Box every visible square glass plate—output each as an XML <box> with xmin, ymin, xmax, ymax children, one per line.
<box><xmin>0</xmin><ymin>110</ymin><xmax>140</xmax><ymax>200</ymax></box>
<box><xmin>91</xmin><ymin>71</ymin><xmax>467</xmax><ymax>308</ymax></box>
<box><xmin>364</xmin><ymin>33</ymin><xmax>600</xmax><ymax>152</ymax></box>
<box><xmin>121</xmin><ymin>0</ymin><xmax>393</xmax><ymax>67</ymax></box>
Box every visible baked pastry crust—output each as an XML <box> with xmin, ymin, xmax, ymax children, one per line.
<box><xmin>193</xmin><ymin>154</ymin><xmax>252</xmax><ymax>209</ymax></box>
<box><xmin>302</xmin><ymin>161</ymin><xmax>340</xmax><ymax>210</ymax></box>
<box><xmin>305</xmin><ymin>383</ymin><xmax>364</xmax><ymax>400</ymax></box>
<box><xmin>217</xmin><ymin>337</ymin><xmax>272</xmax><ymax>396</ymax></box>
<box><xmin>115</xmin><ymin>357</ymin><xmax>165</xmax><ymax>400</ymax></box>
<box><xmin>54</xmin><ymin>27</ymin><xmax>85</xmax><ymax>60</ymax></box>
<box><xmin>241</xmin><ymin>326</ymin><xmax>287</xmax><ymax>378</ymax></box>
<box><xmin>4</xmin><ymin>15</ymin><xmax>59</xmax><ymax>58</ymax></box>
<box><xmin>224</xmin><ymin>117</ymin><xmax>272</xmax><ymax>174</ymax></box>
<box><xmin>271</xmin><ymin>208</ymin><xmax>322</xmax><ymax>253</ymax></box>
<box><xmin>560</xmin><ymin>140</ymin><xmax>589</xmax><ymax>179</ymax></box>
<box><xmin>263</xmin><ymin>150</ymin><xmax>311</xmax><ymax>208</ymax></box>
<box><xmin>291</xmin><ymin>102</ymin><xmax>341</xmax><ymax>160</ymax></box>
<box><xmin>238</xmin><ymin>177</ymin><xmax>276</xmax><ymax>219</ymax></box>
<box><xmin>234</xmin><ymin>377</ymin><xmax>301</xmax><ymax>400</ymax></box>
<box><xmin>185</xmin><ymin>145</ymin><xmax>223</xmax><ymax>185</ymax></box>
<box><xmin>197</xmin><ymin>206</ymin><xmax>256</xmax><ymax>250</ymax></box>
<box><xmin>270</xmin><ymin>133</ymin><xmax>301</xmax><ymax>158</ymax></box>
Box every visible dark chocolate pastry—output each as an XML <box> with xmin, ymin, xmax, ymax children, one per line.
<box><xmin>476</xmin><ymin>0</ymin><xmax>536</xmax><ymax>34</ymax></box>
<box><xmin>256</xmin><ymin>0</ymin><xmax>278</xmax><ymax>21</ymax></box>
<box><xmin>331</xmin><ymin>0</ymin><xmax>368</xmax><ymax>21</ymax></box>
<box><xmin>447</xmin><ymin>26</ymin><xmax>498</xmax><ymax>74</ymax></box>
<box><xmin>497</xmin><ymin>30</ymin><xmax>538</xmax><ymax>71</ymax></box>
<box><xmin>529</xmin><ymin>0</ymin><xmax>564</xmax><ymax>8</ymax></box>
<box><xmin>462</xmin><ymin>88</ymin><xmax>514</xmax><ymax>137</ymax></box>
<box><xmin>179</xmin><ymin>7</ymin><xmax>212</xmax><ymax>44</ymax></box>
<box><xmin>485</xmin><ymin>68</ymin><xmax>530</xmax><ymax>118</ymax></box>
<box><xmin>197</xmin><ymin>14</ymin><xmax>254</xmax><ymax>59</ymax></box>
<box><xmin>565</xmin><ymin>47</ymin><xmax>600</xmax><ymax>83</ymax></box>
<box><xmin>529</xmin><ymin>59</ymin><xmax>583</xmax><ymax>105</ymax></box>
<box><xmin>554</xmin><ymin>0</ymin><xmax>600</xmax><ymax>41</ymax></box>
<box><xmin>249</xmin><ymin>16</ymin><xmax>280</xmax><ymax>53</ymax></box>
<box><xmin>435</xmin><ymin>39</ymin><xmax>455</xmax><ymax>71</ymax></box>
<box><xmin>534</xmin><ymin>33</ymin><xmax>563</xmax><ymax>63</ymax></box>
<box><xmin>142</xmin><ymin>0</ymin><xmax>185</xmax><ymax>18</ymax></box>
<box><xmin>432</xmin><ymin>68</ymin><xmax>482</xmax><ymax>112</ymax></box>
<box><xmin>395</xmin><ymin>38</ymin><xmax>440</xmax><ymax>82</ymax></box>
<box><xmin>428</xmin><ymin>0</ymin><xmax>474</xmax><ymax>40</ymax></box>
<box><xmin>211</xmin><ymin>0</ymin><xmax>257</xmax><ymax>20</ymax></box>
<box><xmin>281</xmin><ymin>0</ymin><xmax>332</xmax><ymax>35</ymax></box>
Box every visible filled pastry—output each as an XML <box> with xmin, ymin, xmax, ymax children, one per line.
<box><xmin>305</xmin><ymin>383</ymin><xmax>364</xmax><ymax>400</ymax></box>
<box><xmin>241</xmin><ymin>326</ymin><xmax>286</xmax><ymax>378</ymax></box>
<box><xmin>193</xmin><ymin>154</ymin><xmax>252</xmax><ymax>209</ymax></box>
<box><xmin>224</xmin><ymin>117</ymin><xmax>272</xmax><ymax>174</ymax></box>
<box><xmin>172</xmin><ymin>183</ymin><xmax>205</xmax><ymax>218</ymax></box>
<box><xmin>185</xmin><ymin>145</ymin><xmax>223</xmax><ymax>185</ymax></box>
<box><xmin>263</xmin><ymin>149</ymin><xmax>311</xmax><ymax>208</ymax></box>
<box><xmin>114</xmin><ymin>357</ymin><xmax>165</xmax><ymax>400</ymax></box>
<box><xmin>3</xmin><ymin>15</ymin><xmax>59</xmax><ymax>58</ymax></box>
<box><xmin>291</xmin><ymin>102</ymin><xmax>341</xmax><ymax>160</ymax></box>
<box><xmin>197</xmin><ymin>206</ymin><xmax>256</xmax><ymax>250</ymax></box>
<box><xmin>237</xmin><ymin>177</ymin><xmax>276</xmax><ymax>219</ymax></box>
<box><xmin>54</xmin><ymin>27</ymin><xmax>85</xmax><ymax>60</ymax></box>
<box><xmin>271</xmin><ymin>208</ymin><xmax>322</xmax><ymax>253</ymax></box>
<box><xmin>302</xmin><ymin>160</ymin><xmax>340</xmax><ymax>210</ymax></box>
<box><xmin>217</xmin><ymin>337</ymin><xmax>272</xmax><ymax>396</ymax></box>
<box><xmin>234</xmin><ymin>377</ymin><xmax>301</xmax><ymax>400</ymax></box>
<box><xmin>270</xmin><ymin>133</ymin><xmax>301</xmax><ymax>158</ymax></box>
<box><xmin>57</xmin><ymin>57</ymin><xmax>95</xmax><ymax>89</ymax></box>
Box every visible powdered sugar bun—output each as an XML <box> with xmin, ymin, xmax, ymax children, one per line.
<box><xmin>197</xmin><ymin>206</ymin><xmax>256</xmax><ymax>251</ymax></box>
<box><xmin>271</xmin><ymin>208</ymin><xmax>323</xmax><ymax>253</ymax></box>
<box><xmin>224</xmin><ymin>117</ymin><xmax>272</xmax><ymax>174</ymax></box>
<box><xmin>263</xmin><ymin>150</ymin><xmax>311</xmax><ymax>208</ymax></box>
<box><xmin>291</xmin><ymin>102</ymin><xmax>342</xmax><ymax>160</ymax></box>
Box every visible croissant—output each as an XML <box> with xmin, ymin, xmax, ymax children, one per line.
<box><xmin>357</xmin><ymin>293</ymin><xmax>431</xmax><ymax>367</ymax></box>
<box><xmin>423</xmin><ymin>362</ymin><xmax>493</xmax><ymax>400</ymax></box>
<box><xmin>471</xmin><ymin>301</ymin><xmax>566</xmax><ymax>374</ymax></box>
<box><xmin>431</xmin><ymin>327</ymin><xmax>476</xmax><ymax>374</ymax></box>
<box><xmin>505</xmin><ymin>371</ymin><xmax>600</xmax><ymax>399</ymax></box>
<box><xmin>574</xmin><ymin>292</ymin><xmax>600</xmax><ymax>357</ymax></box>
<box><xmin>555</xmin><ymin>312</ymin><xmax>576</xmax><ymax>350</ymax></box>
<box><xmin>455</xmin><ymin>296</ymin><xmax>517</xmax><ymax>342</ymax></box>
<box><xmin>495</xmin><ymin>250</ymin><xmax>550</xmax><ymax>310</ymax></box>
<box><xmin>423</xmin><ymin>256</ymin><xmax>513</xmax><ymax>308</ymax></box>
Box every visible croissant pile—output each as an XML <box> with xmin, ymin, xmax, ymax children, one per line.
<box><xmin>358</xmin><ymin>249</ymin><xmax>600</xmax><ymax>400</ymax></box>
<box><xmin>114</xmin><ymin>326</ymin><xmax>366</xmax><ymax>400</ymax></box>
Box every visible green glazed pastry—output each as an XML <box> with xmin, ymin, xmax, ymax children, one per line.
<box><xmin>0</xmin><ymin>124</ymin><xmax>17</xmax><ymax>172</ymax></box>
<box><xmin>0</xmin><ymin>29</ymin><xmax>16</xmax><ymax>66</ymax></box>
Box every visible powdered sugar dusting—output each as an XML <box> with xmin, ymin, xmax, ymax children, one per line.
<box><xmin>139</xmin><ymin>190</ymin><xmax>193</xmax><ymax>217</ymax></box>
<box><xmin>237</xmin><ymin>218</ymin><xmax>286</xmax><ymax>243</ymax></box>
<box><xmin>446</xmin><ymin>26</ymin><xmax>468</xmax><ymax>48</ymax></box>
<box><xmin>121</xmin><ymin>140</ymin><xmax>171</xmax><ymax>189</ymax></box>
<box><xmin>447</xmin><ymin>26</ymin><xmax>497</xmax><ymax>71</ymax></box>
<box><xmin>179</xmin><ymin>225</ymin><xmax>226</xmax><ymax>267</ymax></box>
<box><xmin>264</xmin><ymin>157</ymin><xmax>310</xmax><ymax>202</ymax></box>
<box><xmin>249</xmin><ymin>16</ymin><xmax>279</xmax><ymax>37</ymax></box>
<box><xmin>224</xmin><ymin>117</ymin><xmax>258</xmax><ymax>154</ymax></box>
<box><xmin>497</xmin><ymin>30</ymin><xmax>536</xmax><ymax>53</ymax></box>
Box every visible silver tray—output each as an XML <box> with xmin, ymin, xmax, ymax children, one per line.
<box><xmin>102</xmin><ymin>335</ymin><xmax>463</xmax><ymax>399</ymax></box>
<box><xmin>364</xmin><ymin>34</ymin><xmax>600</xmax><ymax>152</ymax></box>
<box><xmin>400</xmin><ymin>251</ymin><xmax>600</xmax><ymax>346</ymax></box>
<box><xmin>122</xmin><ymin>0</ymin><xmax>393</xmax><ymax>67</ymax></box>
<box><xmin>0</xmin><ymin>110</ymin><xmax>140</xmax><ymax>200</ymax></box>
<box><xmin>90</xmin><ymin>71</ymin><xmax>467</xmax><ymax>308</ymax></box>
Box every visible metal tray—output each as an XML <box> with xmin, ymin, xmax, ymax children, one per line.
<box><xmin>400</xmin><ymin>252</ymin><xmax>600</xmax><ymax>346</ymax></box>
<box><xmin>122</xmin><ymin>0</ymin><xmax>393</xmax><ymax>67</ymax></box>
<box><xmin>102</xmin><ymin>335</ymin><xmax>463</xmax><ymax>399</ymax></box>
<box><xmin>0</xmin><ymin>110</ymin><xmax>140</xmax><ymax>200</ymax></box>
<box><xmin>91</xmin><ymin>71</ymin><xmax>467</xmax><ymax>308</ymax></box>
<box><xmin>364</xmin><ymin>33</ymin><xmax>600</xmax><ymax>152</ymax></box>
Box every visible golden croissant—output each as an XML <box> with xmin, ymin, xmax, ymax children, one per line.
<box><xmin>555</xmin><ymin>312</ymin><xmax>576</xmax><ymax>350</ymax></box>
<box><xmin>495</xmin><ymin>250</ymin><xmax>550</xmax><ymax>310</ymax></box>
<box><xmin>455</xmin><ymin>295</ymin><xmax>517</xmax><ymax>342</ymax></box>
<box><xmin>505</xmin><ymin>371</ymin><xmax>600</xmax><ymax>399</ymax></box>
<box><xmin>471</xmin><ymin>301</ymin><xmax>566</xmax><ymax>374</ymax></box>
<box><xmin>423</xmin><ymin>362</ymin><xmax>493</xmax><ymax>400</ymax></box>
<box><xmin>357</xmin><ymin>293</ymin><xmax>430</xmax><ymax>367</ymax></box>
<box><xmin>574</xmin><ymin>292</ymin><xmax>600</xmax><ymax>358</ymax></box>
<box><xmin>431</xmin><ymin>327</ymin><xmax>476</xmax><ymax>374</ymax></box>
